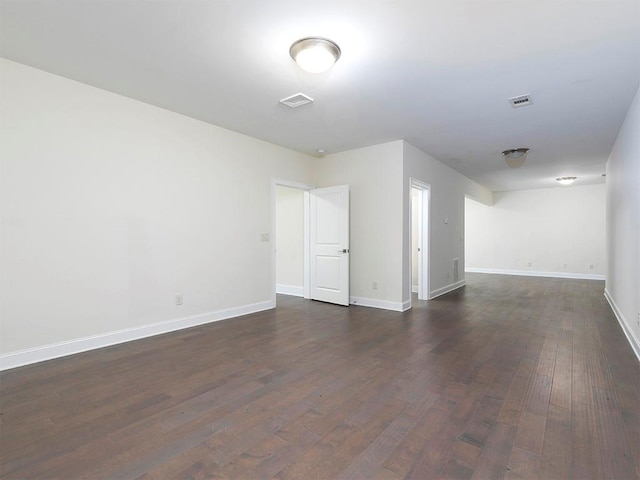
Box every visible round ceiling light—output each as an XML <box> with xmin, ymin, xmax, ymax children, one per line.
<box><xmin>502</xmin><ymin>148</ymin><xmax>530</xmax><ymax>169</ymax></box>
<box><xmin>556</xmin><ymin>176</ymin><xmax>577</xmax><ymax>185</ymax></box>
<box><xmin>290</xmin><ymin>37</ymin><xmax>341</xmax><ymax>73</ymax></box>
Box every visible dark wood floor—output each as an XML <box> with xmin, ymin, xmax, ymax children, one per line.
<box><xmin>1</xmin><ymin>274</ymin><xmax>639</xmax><ymax>480</ymax></box>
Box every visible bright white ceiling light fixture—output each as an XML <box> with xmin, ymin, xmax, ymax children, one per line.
<box><xmin>290</xmin><ymin>37</ymin><xmax>341</xmax><ymax>73</ymax></box>
<box><xmin>502</xmin><ymin>148</ymin><xmax>530</xmax><ymax>169</ymax></box>
<box><xmin>556</xmin><ymin>176</ymin><xmax>577</xmax><ymax>185</ymax></box>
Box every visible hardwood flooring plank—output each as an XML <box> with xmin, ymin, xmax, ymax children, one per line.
<box><xmin>458</xmin><ymin>393</ymin><xmax>504</xmax><ymax>453</ymax></box>
<box><xmin>404</xmin><ymin>418</ymin><xmax>463</xmax><ymax>479</ymax></box>
<box><xmin>593</xmin><ymin>386</ymin><xmax>637</xmax><ymax>480</ymax></box>
<box><xmin>338</xmin><ymin>396</ymin><xmax>437</xmax><ymax>479</ymax></box>
<box><xmin>505</xmin><ymin>446</ymin><xmax>540</xmax><ymax>479</ymax></box>
<box><xmin>257</xmin><ymin>429</ymin><xmax>322</xmax><ymax>479</ymax></box>
<box><xmin>513</xmin><ymin>411</ymin><xmax>546</xmax><ymax>456</ymax></box>
<box><xmin>382</xmin><ymin>406</ymin><xmax>451</xmax><ymax>477</ymax></box>
<box><xmin>550</xmin><ymin>346</ymin><xmax>572</xmax><ymax>409</ymax></box>
<box><xmin>278</xmin><ymin>398</ymin><xmax>407</xmax><ymax>480</ymax></box>
<box><xmin>496</xmin><ymin>373</ymin><xmax>529</xmax><ymax>427</ymax></box>
<box><xmin>539</xmin><ymin>404</ymin><xmax>572</xmax><ymax>480</ymax></box>
<box><xmin>572</xmin><ymin>351</ymin><xmax>592</xmax><ymax>407</ymax></box>
<box><xmin>615</xmin><ymin>383</ymin><xmax>640</xmax><ymax>477</ymax></box>
<box><xmin>571</xmin><ymin>400</ymin><xmax>603</xmax><ymax>479</ymax></box>
<box><xmin>470</xmin><ymin>422</ymin><xmax>517</xmax><ymax>480</ymax></box>
<box><xmin>523</xmin><ymin>373</ymin><xmax>552</xmax><ymax>417</ymax></box>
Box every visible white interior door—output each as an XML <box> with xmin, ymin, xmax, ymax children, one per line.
<box><xmin>310</xmin><ymin>185</ymin><xmax>349</xmax><ymax>306</ymax></box>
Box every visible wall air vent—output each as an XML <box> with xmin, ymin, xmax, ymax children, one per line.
<box><xmin>508</xmin><ymin>94</ymin><xmax>533</xmax><ymax>108</ymax></box>
<box><xmin>280</xmin><ymin>93</ymin><xmax>314</xmax><ymax>108</ymax></box>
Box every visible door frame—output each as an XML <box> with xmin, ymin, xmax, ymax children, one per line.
<box><xmin>271</xmin><ymin>178</ymin><xmax>314</xmax><ymax>306</ymax></box>
<box><xmin>410</xmin><ymin>178</ymin><xmax>431</xmax><ymax>304</ymax></box>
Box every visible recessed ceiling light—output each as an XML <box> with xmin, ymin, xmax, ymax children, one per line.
<box><xmin>502</xmin><ymin>148</ymin><xmax>530</xmax><ymax>168</ymax></box>
<box><xmin>290</xmin><ymin>37</ymin><xmax>341</xmax><ymax>73</ymax></box>
<box><xmin>556</xmin><ymin>176</ymin><xmax>577</xmax><ymax>185</ymax></box>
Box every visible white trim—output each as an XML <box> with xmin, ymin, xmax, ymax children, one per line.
<box><xmin>0</xmin><ymin>300</ymin><xmax>274</xmax><ymax>371</ymax></box>
<box><xmin>465</xmin><ymin>268</ymin><xmax>605</xmax><ymax>281</ymax></box>
<box><xmin>604</xmin><ymin>289</ymin><xmax>640</xmax><ymax>362</ymax></box>
<box><xmin>276</xmin><ymin>284</ymin><xmax>304</xmax><ymax>297</ymax></box>
<box><xmin>271</xmin><ymin>178</ymin><xmax>315</xmax><ymax>191</ymax></box>
<box><xmin>412</xmin><ymin>285</ymin><xmax>418</xmax><ymax>293</ymax></box>
<box><xmin>350</xmin><ymin>296</ymin><xmax>410</xmax><ymax>312</ymax></box>
<box><xmin>430</xmin><ymin>280</ymin><xmax>466</xmax><ymax>299</ymax></box>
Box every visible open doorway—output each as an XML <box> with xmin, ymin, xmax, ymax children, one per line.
<box><xmin>271</xmin><ymin>179</ymin><xmax>312</xmax><ymax>306</ymax></box>
<box><xmin>410</xmin><ymin>179</ymin><xmax>430</xmax><ymax>304</ymax></box>
<box><xmin>275</xmin><ymin>185</ymin><xmax>305</xmax><ymax>297</ymax></box>
<box><xmin>271</xmin><ymin>179</ymin><xmax>351</xmax><ymax>308</ymax></box>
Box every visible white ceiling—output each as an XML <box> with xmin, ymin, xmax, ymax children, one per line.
<box><xmin>1</xmin><ymin>0</ymin><xmax>639</xmax><ymax>191</ymax></box>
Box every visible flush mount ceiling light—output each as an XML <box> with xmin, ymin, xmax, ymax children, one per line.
<box><xmin>557</xmin><ymin>176</ymin><xmax>577</xmax><ymax>185</ymax></box>
<box><xmin>290</xmin><ymin>37</ymin><xmax>341</xmax><ymax>73</ymax></box>
<box><xmin>502</xmin><ymin>148</ymin><xmax>530</xmax><ymax>169</ymax></box>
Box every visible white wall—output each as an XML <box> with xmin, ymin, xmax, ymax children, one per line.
<box><xmin>402</xmin><ymin>141</ymin><xmax>493</xmax><ymax>302</ymax></box>
<box><xmin>0</xmin><ymin>59</ymin><xmax>315</xmax><ymax>362</ymax></box>
<box><xmin>465</xmin><ymin>184</ymin><xmax>606</xmax><ymax>279</ymax></box>
<box><xmin>316</xmin><ymin>140</ymin><xmax>491</xmax><ymax>310</ymax></box>
<box><xmin>605</xmin><ymin>85</ymin><xmax>640</xmax><ymax>359</ymax></box>
<box><xmin>275</xmin><ymin>185</ymin><xmax>304</xmax><ymax>294</ymax></box>
<box><xmin>315</xmin><ymin>141</ymin><xmax>405</xmax><ymax>310</ymax></box>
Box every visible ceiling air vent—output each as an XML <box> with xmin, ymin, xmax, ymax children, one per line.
<box><xmin>280</xmin><ymin>93</ymin><xmax>314</xmax><ymax>108</ymax></box>
<box><xmin>508</xmin><ymin>94</ymin><xmax>533</xmax><ymax>108</ymax></box>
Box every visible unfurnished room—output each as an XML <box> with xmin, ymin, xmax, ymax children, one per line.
<box><xmin>1</xmin><ymin>1</ymin><xmax>639</xmax><ymax>479</ymax></box>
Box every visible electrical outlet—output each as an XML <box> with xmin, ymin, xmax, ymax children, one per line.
<box><xmin>372</xmin><ymin>282</ymin><xmax>378</xmax><ymax>290</ymax></box>
<box><xmin>589</xmin><ymin>264</ymin><xmax>594</xmax><ymax>270</ymax></box>
<box><xmin>527</xmin><ymin>262</ymin><xmax>532</xmax><ymax>267</ymax></box>
<box><xmin>563</xmin><ymin>263</ymin><xmax>568</xmax><ymax>269</ymax></box>
<box><xmin>637</xmin><ymin>312</ymin><xmax>640</xmax><ymax>328</ymax></box>
<box><xmin>176</xmin><ymin>293</ymin><xmax>183</xmax><ymax>306</ymax></box>
<box><xmin>260</xmin><ymin>233</ymin><xmax>270</xmax><ymax>242</ymax></box>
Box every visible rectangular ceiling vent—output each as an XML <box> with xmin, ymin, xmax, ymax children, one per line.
<box><xmin>508</xmin><ymin>94</ymin><xmax>533</xmax><ymax>108</ymax></box>
<box><xmin>280</xmin><ymin>92</ymin><xmax>314</xmax><ymax>108</ymax></box>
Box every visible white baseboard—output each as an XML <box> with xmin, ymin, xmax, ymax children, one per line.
<box><xmin>276</xmin><ymin>284</ymin><xmax>304</xmax><ymax>297</ymax></box>
<box><xmin>465</xmin><ymin>268</ymin><xmax>605</xmax><ymax>281</ymax></box>
<box><xmin>0</xmin><ymin>300</ymin><xmax>275</xmax><ymax>371</ymax></box>
<box><xmin>604</xmin><ymin>289</ymin><xmax>640</xmax><ymax>362</ymax></box>
<box><xmin>412</xmin><ymin>285</ymin><xmax>418</xmax><ymax>293</ymax></box>
<box><xmin>430</xmin><ymin>280</ymin><xmax>466</xmax><ymax>299</ymax></box>
<box><xmin>350</xmin><ymin>296</ymin><xmax>410</xmax><ymax>312</ymax></box>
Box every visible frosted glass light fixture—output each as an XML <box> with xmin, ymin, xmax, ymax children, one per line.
<box><xmin>290</xmin><ymin>37</ymin><xmax>341</xmax><ymax>73</ymax></box>
<box><xmin>556</xmin><ymin>176</ymin><xmax>577</xmax><ymax>185</ymax></box>
<box><xmin>502</xmin><ymin>148</ymin><xmax>530</xmax><ymax>168</ymax></box>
